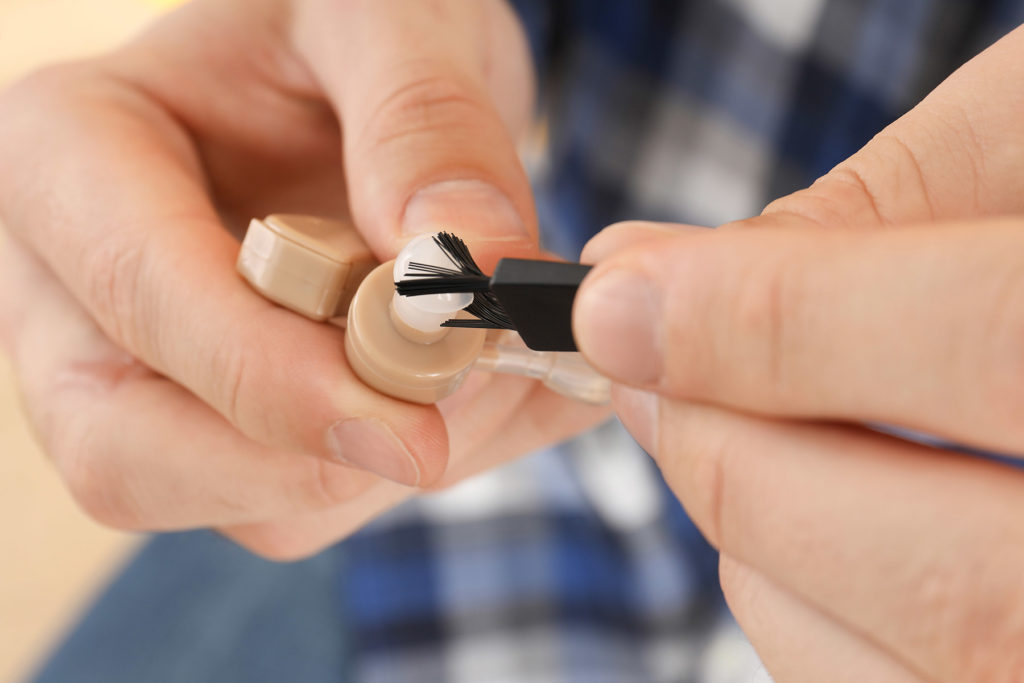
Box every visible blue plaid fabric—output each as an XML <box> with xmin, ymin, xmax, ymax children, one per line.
<box><xmin>515</xmin><ymin>0</ymin><xmax>1024</xmax><ymax>258</ymax></box>
<box><xmin>340</xmin><ymin>424</ymin><xmax>754</xmax><ymax>682</ymax></box>
<box><xmin>32</xmin><ymin>3</ymin><xmax>1024</xmax><ymax>683</ymax></box>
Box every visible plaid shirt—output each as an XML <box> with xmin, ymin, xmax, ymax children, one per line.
<box><xmin>32</xmin><ymin>3</ymin><xmax>1024</xmax><ymax>683</ymax></box>
<box><xmin>339</xmin><ymin>3</ymin><xmax>1024</xmax><ymax>682</ymax></box>
<box><xmin>516</xmin><ymin>0</ymin><xmax>1024</xmax><ymax>257</ymax></box>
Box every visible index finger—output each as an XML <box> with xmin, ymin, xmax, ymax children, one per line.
<box><xmin>292</xmin><ymin>0</ymin><xmax>540</xmax><ymax>266</ymax></box>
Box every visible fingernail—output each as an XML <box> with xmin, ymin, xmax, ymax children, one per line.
<box><xmin>326</xmin><ymin>418</ymin><xmax>421</xmax><ymax>486</ymax></box>
<box><xmin>575</xmin><ymin>268</ymin><xmax>663</xmax><ymax>384</ymax></box>
<box><xmin>402</xmin><ymin>179</ymin><xmax>528</xmax><ymax>240</ymax></box>
<box><xmin>612</xmin><ymin>386</ymin><xmax>659</xmax><ymax>453</ymax></box>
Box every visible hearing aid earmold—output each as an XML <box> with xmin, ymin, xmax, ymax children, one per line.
<box><xmin>344</xmin><ymin>234</ymin><xmax>487</xmax><ymax>404</ymax></box>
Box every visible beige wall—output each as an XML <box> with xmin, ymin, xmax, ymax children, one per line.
<box><xmin>0</xmin><ymin>1</ymin><xmax>179</xmax><ymax>679</ymax></box>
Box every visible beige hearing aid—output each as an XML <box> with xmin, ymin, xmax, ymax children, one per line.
<box><xmin>237</xmin><ymin>214</ymin><xmax>377</xmax><ymax>322</ymax></box>
<box><xmin>237</xmin><ymin>215</ymin><xmax>610</xmax><ymax>406</ymax></box>
<box><xmin>344</xmin><ymin>260</ymin><xmax>487</xmax><ymax>404</ymax></box>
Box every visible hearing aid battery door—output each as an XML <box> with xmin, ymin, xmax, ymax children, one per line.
<box><xmin>237</xmin><ymin>214</ymin><xmax>377</xmax><ymax>321</ymax></box>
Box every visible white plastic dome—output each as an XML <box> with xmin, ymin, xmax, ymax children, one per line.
<box><xmin>391</xmin><ymin>233</ymin><xmax>473</xmax><ymax>333</ymax></box>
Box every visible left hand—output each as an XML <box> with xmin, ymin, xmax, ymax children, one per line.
<box><xmin>574</xmin><ymin>24</ymin><xmax>1024</xmax><ymax>683</ymax></box>
<box><xmin>0</xmin><ymin>0</ymin><xmax>610</xmax><ymax>560</ymax></box>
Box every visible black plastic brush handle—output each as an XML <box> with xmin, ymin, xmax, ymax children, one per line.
<box><xmin>489</xmin><ymin>259</ymin><xmax>593</xmax><ymax>352</ymax></box>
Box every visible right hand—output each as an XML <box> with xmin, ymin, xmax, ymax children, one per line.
<box><xmin>574</xmin><ymin>24</ymin><xmax>1024</xmax><ymax>682</ymax></box>
<box><xmin>0</xmin><ymin>0</ymin><xmax>610</xmax><ymax>559</ymax></box>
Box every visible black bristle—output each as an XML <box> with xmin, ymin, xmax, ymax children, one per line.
<box><xmin>395</xmin><ymin>231</ymin><xmax>515</xmax><ymax>330</ymax></box>
<box><xmin>461</xmin><ymin>291</ymin><xmax>515</xmax><ymax>329</ymax></box>
<box><xmin>433</xmin><ymin>232</ymin><xmax>485</xmax><ymax>276</ymax></box>
<box><xmin>440</xmin><ymin>319</ymin><xmax>502</xmax><ymax>329</ymax></box>
<box><xmin>395</xmin><ymin>275</ymin><xmax>491</xmax><ymax>296</ymax></box>
<box><xmin>405</xmin><ymin>263</ymin><xmax>462</xmax><ymax>276</ymax></box>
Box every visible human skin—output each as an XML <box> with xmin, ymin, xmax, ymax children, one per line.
<box><xmin>574</xmin><ymin>23</ymin><xmax>1024</xmax><ymax>683</ymax></box>
<box><xmin>0</xmin><ymin>0</ymin><xmax>609</xmax><ymax>559</ymax></box>
<box><xmin>6</xmin><ymin>0</ymin><xmax>1024</xmax><ymax>679</ymax></box>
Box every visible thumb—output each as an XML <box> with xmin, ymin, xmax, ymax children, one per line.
<box><xmin>293</xmin><ymin>0</ymin><xmax>537</xmax><ymax>263</ymax></box>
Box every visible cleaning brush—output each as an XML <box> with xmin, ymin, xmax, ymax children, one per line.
<box><xmin>395</xmin><ymin>233</ymin><xmax>592</xmax><ymax>352</ymax></box>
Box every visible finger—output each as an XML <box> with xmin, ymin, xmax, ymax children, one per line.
<box><xmin>576</xmin><ymin>219</ymin><xmax>1024</xmax><ymax>454</ymax></box>
<box><xmin>580</xmin><ymin>221</ymin><xmax>708</xmax><ymax>264</ymax></box>
<box><xmin>221</xmin><ymin>477</ymin><xmax>409</xmax><ymax>560</ymax></box>
<box><xmin>1</xmin><ymin>240</ymin><xmax>397</xmax><ymax>530</ymax></box>
<box><xmin>641</xmin><ymin>398</ymin><xmax>1024</xmax><ymax>683</ymax></box>
<box><xmin>435</xmin><ymin>373</ymin><xmax>612</xmax><ymax>487</ymax></box>
<box><xmin>752</xmin><ymin>23</ymin><xmax>1024</xmax><ymax>230</ymax></box>
<box><xmin>219</xmin><ymin>372</ymin><xmax>525</xmax><ymax>560</ymax></box>
<box><xmin>292</xmin><ymin>0</ymin><xmax>539</xmax><ymax>264</ymax></box>
<box><xmin>101</xmin><ymin>0</ymin><xmax>352</xmax><ymax>229</ymax></box>
<box><xmin>610</xmin><ymin>385</ymin><xmax>657</xmax><ymax>453</ymax></box>
<box><xmin>222</xmin><ymin>376</ymin><xmax>611</xmax><ymax>559</ymax></box>
<box><xmin>0</xmin><ymin>63</ymin><xmax>446</xmax><ymax>484</ymax></box>
<box><xmin>720</xmin><ymin>556</ymin><xmax>923</xmax><ymax>683</ymax></box>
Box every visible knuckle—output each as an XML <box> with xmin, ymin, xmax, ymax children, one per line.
<box><xmin>691</xmin><ymin>431</ymin><xmax>730</xmax><ymax>547</ymax></box>
<box><xmin>358</xmin><ymin>67</ymin><xmax>490</xmax><ymax>152</ymax></box>
<box><xmin>198</xmin><ymin>307</ymin><xmax>280</xmax><ymax>434</ymax></box>
<box><xmin>208</xmin><ymin>327</ymin><xmax>251</xmax><ymax>429</ymax></box>
<box><xmin>202</xmin><ymin>310</ymin><xmax>340</xmax><ymax>451</ymax></box>
<box><xmin>82</xmin><ymin>231</ymin><xmax>157</xmax><ymax>358</ymax></box>
<box><xmin>662</xmin><ymin>410</ymin><xmax>737</xmax><ymax>547</ymax></box>
<box><xmin>295</xmin><ymin>459</ymin><xmax>373</xmax><ymax>510</ymax></box>
<box><xmin>661</xmin><ymin>249</ymin><xmax>717</xmax><ymax>397</ymax></box>
<box><xmin>760</xmin><ymin>183</ymin><xmax>857</xmax><ymax>230</ymax></box>
<box><xmin>836</xmin><ymin>131</ymin><xmax>934</xmax><ymax>223</ymax></box>
<box><xmin>821</xmin><ymin>163</ymin><xmax>887</xmax><ymax>224</ymax></box>
<box><xmin>859</xmin><ymin>131</ymin><xmax>932</xmax><ymax>214</ymax></box>
<box><xmin>725</xmin><ymin>256</ymin><xmax>793</xmax><ymax>398</ymax></box>
<box><xmin>58</xmin><ymin>436</ymin><xmax>140</xmax><ymax>530</ymax></box>
<box><xmin>762</xmin><ymin>130</ymin><xmax>932</xmax><ymax>229</ymax></box>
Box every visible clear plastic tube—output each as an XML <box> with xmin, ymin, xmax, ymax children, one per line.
<box><xmin>473</xmin><ymin>330</ymin><xmax>611</xmax><ymax>405</ymax></box>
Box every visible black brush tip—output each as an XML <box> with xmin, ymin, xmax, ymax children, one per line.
<box><xmin>395</xmin><ymin>275</ymin><xmax>491</xmax><ymax>296</ymax></box>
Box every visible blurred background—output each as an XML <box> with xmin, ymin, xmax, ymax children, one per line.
<box><xmin>0</xmin><ymin>1</ymin><xmax>180</xmax><ymax>680</ymax></box>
